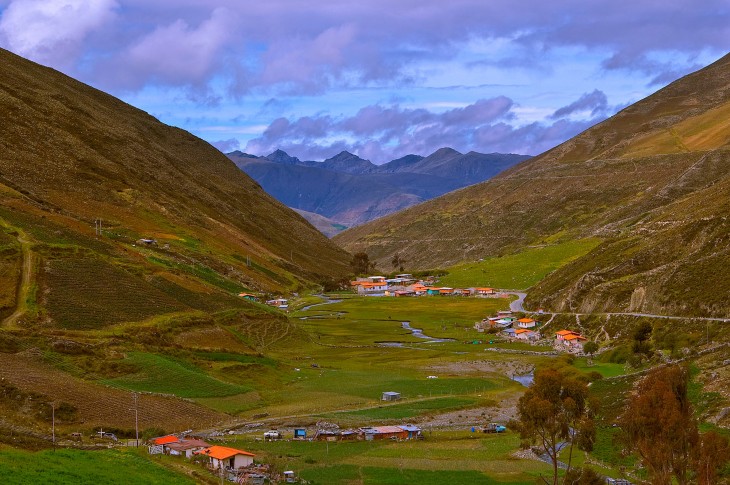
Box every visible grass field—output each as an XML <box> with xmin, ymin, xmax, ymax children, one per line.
<box><xmin>0</xmin><ymin>447</ymin><xmax>197</xmax><ymax>484</ymax></box>
<box><xmin>438</xmin><ymin>238</ymin><xmax>602</xmax><ymax>290</ymax></box>
<box><xmin>103</xmin><ymin>352</ymin><xmax>250</xmax><ymax>398</ymax></box>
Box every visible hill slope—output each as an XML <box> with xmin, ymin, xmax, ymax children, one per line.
<box><xmin>335</xmin><ymin>53</ymin><xmax>730</xmax><ymax>318</ymax></box>
<box><xmin>0</xmin><ymin>47</ymin><xmax>352</xmax><ymax>435</ymax></box>
<box><xmin>229</xmin><ymin>149</ymin><xmax>528</xmax><ymax>229</ymax></box>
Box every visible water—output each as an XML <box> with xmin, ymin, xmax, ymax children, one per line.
<box><xmin>511</xmin><ymin>373</ymin><xmax>534</xmax><ymax>387</ymax></box>
<box><xmin>400</xmin><ymin>321</ymin><xmax>454</xmax><ymax>343</ymax></box>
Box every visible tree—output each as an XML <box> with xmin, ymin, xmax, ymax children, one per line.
<box><xmin>692</xmin><ymin>430</ymin><xmax>730</xmax><ymax>485</ymax></box>
<box><xmin>517</xmin><ymin>368</ymin><xmax>596</xmax><ymax>485</ymax></box>
<box><xmin>391</xmin><ymin>253</ymin><xmax>406</xmax><ymax>272</ymax></box>
<box><xmin>350</xmin><ymin>252</ymin><xmax>375</xmax><ymax>275</ymax></box>
<box><xmin>583</xmin><ymin>341</ymin><xmax>599</xmax><ymax>366</ymax></box>
<box><xmin>620</xmin><ymin>365</ymin><xmax>698</xmax><ymax>485</ymax></box>
<box><xmin>631</xmin><ymin>321</ymin><xmax>653</xmax><ymax>357</ymax></box>
<box><xmin>563</xmin><ymin>467</ymin><xmax>605</xmax><ymax>485</ymax></box>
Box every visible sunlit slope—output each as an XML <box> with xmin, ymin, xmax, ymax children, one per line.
<box><xmin>335</xmin><ymin>53</ymin><xmax>730</xmax><ymax>317</ymax></box>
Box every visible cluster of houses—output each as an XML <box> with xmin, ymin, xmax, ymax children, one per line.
<box><xmin>148</xmin><ymin>435</ymin><xmax>279</xmax><ymax>483</ymax></box>
<box><xmin>264</xmin><ymin>424</ymin><xmax>422</xmax><ymax>442</ymax></box>
<box><xmin>351</xmin><ymin>275</ymin><xmax>501</xmax><ymax>298</ymax></box>
<box><xmin>475</xmin><ymin>310</ymin><xmax>541</xmax><ymax>341</ymax></box>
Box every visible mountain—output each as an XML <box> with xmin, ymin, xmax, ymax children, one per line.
<box><xmin>334</xmin><ymin>53</ymin><xmax>730</xmax><ymax>318</ymax></box>
<box><xmin>0</xmin><ymin>46</ymin><xmax>355</xmax><ymax>439</ymax></box>
<box><xmin>229</xmin><ymin>149</ymin><xmax>529</xmax><ymax>231</ymax></box>
<box><xmin>0</xmin><ymin>46</ymin><xmax>351</xmax><ymax>312</ymax></box>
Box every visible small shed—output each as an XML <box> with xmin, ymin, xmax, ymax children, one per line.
<box><xmin>382</xmin><ymin>391</ymin><xmax>401</xmax><ymax>401</ymax></box>
<box><xmin>293</xmin><ymin>428</ymin><xmax>307</xmax><ymax>439</ymax></box>
<box><xmin>360</xmin><ymin>426</ymin><xmax>409</xmax><ymax>441</ymax></box>
<box><xmin>397</xmin><ymin>424</ymin><xmax>422</xmax><ymax>439</ymax></box>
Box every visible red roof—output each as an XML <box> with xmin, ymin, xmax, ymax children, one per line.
<box><xmin>197</xmin><ymin>445</ymin><xmax>255</xmax><ymax>460</ymax></box>
<box><xmin>152</xmin><ymin>435</ymin><xmax>179</xmax><ymax>445</ymax></box>
<box><xmin>518</xmin><ymin>318</ymin><xmax>535</xmax><ymax>323</ymax></box>
<box><xmin>556</xmin><ymin>330</ymin><xmax>576</xmax><ymax>336</ymax></box>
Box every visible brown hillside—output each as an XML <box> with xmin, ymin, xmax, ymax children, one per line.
<box><xmin>335</xmin><ymin>53</ymin><xmax>730</xmax><ymax>318</ymax></box>
<box><xmin>0</xmin><ymin>47</ymin><xmax>350</xmax><ymax>297</ymax></box>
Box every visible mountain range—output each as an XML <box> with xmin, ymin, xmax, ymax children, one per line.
<box><xmin>228</xmin><ymin>148</ymin><xmax>529</xmax><ymax>233</ymax></box>
<box><xmin>335</xmin><ymin>53</ymin><xmax>730</xmax><ymax>318</ymax></box>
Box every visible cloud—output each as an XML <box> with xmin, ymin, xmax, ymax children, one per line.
<box><xmin>550</xmin><ymin>89</ymin><xmax>608</xmax><ymax>119</ymax></box>
<box><xmin>96</xmin><ymin>7</ymin><xmax>237</xmax><ymax>90</ymax></box>
<box><xmin>244</xmin><ymin>94</ymin><xmax>610</xmax><ymax>162</ymax></box>
<box><xmin>0</xmin><ymin>0</ymin><xmax>117</xmax><ymax>68</ymax></box>
<box><xmin>210</xmin><ymin>138</ymin><xmax>240</xmax><ymax>153</ymax></box>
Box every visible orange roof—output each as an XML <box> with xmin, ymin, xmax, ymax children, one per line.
<box><xmin>198</xmin><ymin>445</ymin><xmax>255</xmax><ymax>460</ymax></box>
<box><xmin>514</xmin><ymin>329</ymin><xmax>531</xmax><ymax>334</ymax></box>
<box><xmin>518</xmin><ymin>318</ymin><xmax>535</xmax><ymax>323</ymax></box>
<box><xmin>564</xmin><ymin>334</ymin><xmax>586</xmax><ymax>341</ymax></box>
<box><xmin>152</xmin><ymin>435</ymin><xmax>179</xmax><ymax>445</ymax></box>
<box><xmin>556</xmin><ymin>330</ymin><xmax>576</xmax><ymax>336</ymax></box>
<box><xmin>475</xmin><ymin>287</ymin><xmax>493</xmax><ymax>291</ymax></box>
<box><xmin>238</xmin><ymin>292</ymin><xmax>256</xmax><ymax>297</ymax></box>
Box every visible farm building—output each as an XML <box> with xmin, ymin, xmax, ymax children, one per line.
<box><xmin>555</xmin><ymin>330</ymin><xmax>587</xmax><ymax>350</ymax></box>
<box><xmin>514</xmin><ymin>329</ymin><xmax>539</xmax><ymax>341</ymax></box>
<box><xmin>517</xmin><ymin>318</ymin><xmax>537</xmax><ymax>329</ymax></box>
<box><xmin>397</xmin><ymin>424</ymin><xmax>422</xmax><ymax>439</ymax></box>
<box><xmin>382</xmin><ymin>391</ymin><xmax>401</xmax><ymax>401</ymax></box>
<box><xmin>360</xmin><ymin>426</ymin><xmax>409</xmax><ymax>441</ymax></box>
<box><xmin>351</xmin><ymin>281</ymin><xmax>388</xmax><ymax>294</ymax></box>
<box><xmin>196</xmin><ymin>445</ymin><xmax>255</xmax><ymax>469</ymax></box>
<box><xmin>165</xmin><ymin>439</ymin><xmax>210</xmax><ymax>458</ymax></box>
<box><xmin>472</xmin><ymin>288</ymin><xmax>496</xmax><ymax>295</ymax></box>
<box><xmin>238</xmin><ymin>293</ymin><xmax>258</xmax><ymax>301</ymax></box>
<box><xmin>266</xmin><ymin>298</ymin><xmax>288</xmax><ymax>309</ymax></box>
<box><xmin>293</xmin><ymin>428</ymin><xmax>307</xmax><ymax>440</ymax></box>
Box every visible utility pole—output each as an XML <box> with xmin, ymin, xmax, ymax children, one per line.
<box><xmin>51</xmin><ymin>402</ymin><xmax>55</xmax><ymax>452</ymax></box>
<box><xmin>133</xmin><ymin>392</ymin><xmax>139</xmax><ymax>447</ymax></box>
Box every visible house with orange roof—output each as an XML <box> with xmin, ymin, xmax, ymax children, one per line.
<box><xmin>438</xmin><ymin>287</ymin><xmax>455</xmax><ymax>295</ymax></box>
<box><xmin>351</xmin><ymin>280</ymin><xmax>388</xmax><ymax>294</ymax></box>
<box><xmin>196</xmin><ymin>445</ymin><xmax>255</xmax><ymax>469</ymax></box>
<box><xmin>472</xmin><ymin>287</ymin><xmax>496</xmax><ymax>296</ymax></box>
<box><xmin>517</xmin><ymin>318</ymin><xmax>537</xmax><ymax>329</ymax></box>
<box><xmin>555</xmin><ymin>330</ymin><xmax>587</xmax><ymax>350</ymax></box>
<box><xmin>514</xmin><ymin>328</ymin><xmax>539</xmax><ymax>341</ymax></box>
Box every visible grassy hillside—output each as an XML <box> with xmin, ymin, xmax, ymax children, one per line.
<box><xmin>335</xmin><ymin>53</ymin><xmax>730</xmax><ymax>317</ymax></box>
<box><xmin>0</xmin><ymin>47</ymin><xmax>352</xmax><ymax>439</ymax></box>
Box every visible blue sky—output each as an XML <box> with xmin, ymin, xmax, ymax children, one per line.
<box><xmin>0</xmin><ymin>0</ymin><xmax>727</xmax><ymax>163</ymax></box>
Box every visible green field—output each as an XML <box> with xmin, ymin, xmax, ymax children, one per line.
<box><xmin>0</xmin><ymin>447</ymin><xmax>196</xmax><ymax>484</ymax></box>
<box><xmin>103</xmin><ymin>352</ymin><xmax>250</xmax><ymax>398</ymax></box>
<box><xmin>438</xmin><ymin>238</ymin><xmax>602</xmax><ymax>290</ymax></box>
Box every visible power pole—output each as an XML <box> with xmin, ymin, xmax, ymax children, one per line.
<box><xmin>51</xmin><ymin>402</ymin><xmax>55</xmax><ymax>451</ymax></box>
<box><xmin>133</xmin><ymin>392</ymin><xmax>139</xmax><ymax>447</ymax></box>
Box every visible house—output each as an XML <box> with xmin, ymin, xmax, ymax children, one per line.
<box><xmin>410</xmin><ymin>284</ymin><xmax>428</xmax><ymax>295</ymax></box>
<box><xmin>426</xmin><ymin>288</ymin><xmax>441</xmax><ymax>296</ymax></box>
<box><xmin>514</xmin><ymin>329</ymin><xmax>539</xmax><ymax>341</ymax></box>
<box><xmin>148</xmin><ymin>434</ymin><xmax>179</xmax><ymax>454</ymax></box>
<box><xmin>497</xmin><ymin>310</ymin><xmax>513</xmax><ymax>317</ymax></box>
<box><xmin>382</xmin><ymin>391</ymin><xmax>401</xmax><ymax>401</ymax></box>
<box><xmin>351</xmin><ymin>281</ymin><xmax>388</xmax><ymax>294</ymax></box>
<box><xmin>238</xmin><ymin>293</ymin><xmax>258</xmax><ymax>301</ymax></box>
<box><xmin>473</xmin><ymin>287</ymin><xmax>496</xmax><ymax>296</ymax></box>
<box><xmin>555</xmin><ymin>330</ymin><xmax>587</xmax><ymax>350</ymax></box>
<box><xmin>266</xmin><ymin>298</ymin><xmax>288</xmax><ymax>309</ymax></box>
<box><xmin>196</xmin><ymin>445</ymin><xmax>255</xmax><ymax>469</ymax></box>
<box><xmin>367</xmin><ymin>276</ymin><xmax>387</xmax><ymax>283</ymax></box>
<box><xmin>394</xmin><ymin>290</ymin><xmax>415</xmax><ymax>297</ymax></box>
<box><xmin>397</xmin><ymin>424</ymin><xmax>422</xmax><ymax>439</ymax></box>
<box><xmin>502</xmin><ymin>328</ymin><xmax>516</xmax><ymax>338</ymax></box>
<box><xmin>517</xmin><ymin>318</ymin><xmax>537</xmax><ymax>329</ymax></box>
<box><xmin>360</xmin><ymin>426</ymin><xmax>409</xmax><ymax>441</ymax></box>
<box><xmin>293</xmin><ymin>428</ymin><xmax>307</xmax><ymax>440</ymax></box>
<box><xmin>166</xmin><ymin>439</ymin><xmax>210</xmax><ymax>458</ymax></box>
<box><xmin>438</xmin><ymin>287</ymin><xmax>455</xmax><ymax>295</ymax></box>
<box><xmin>495</xmin><ymin>318</ymin><xmax>514</xmax><ymax>328</ymax></box>
<box><xmin>314</xmin><ymin>429</ymin><xmax>340</xmax><ymax>441</ymax></box>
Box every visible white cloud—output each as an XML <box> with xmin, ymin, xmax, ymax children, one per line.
<box><xmin>0</xmin><ymin>0</ymin><xmax>117</xmax><ymax>67</ymax></box>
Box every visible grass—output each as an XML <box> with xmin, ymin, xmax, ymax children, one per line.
<box><xmin>224</xmin><ymin>431</ymin><xmax>551</xmax><ymax>484</ymax></box>
<box><xmin>573</xmin><ymin>358</ymin><xmax>627</xmax><ymax>378</ymax></box>
<box><xmin>325</xmin><ymin>397</ymin><xmax>480</xmax><ymax>420</ymax></box>
<box><xmin>437</xmin><ymin>238</ymin><xmax>602</xmax><ymax>290</ymax></box>
<box><xmin>103</xmin><ymin>352</ymin><xmax>250</xmax><ymax>398</ymax></box>
<box><xmin>0</xmin><ymin>447</ymin><xmax>197</xmax><ymax>484</ymax></box>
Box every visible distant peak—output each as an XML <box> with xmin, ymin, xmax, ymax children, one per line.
<box><xmin>266</xmin><ymin>149</ymin><xmax>301</xmax><ymax>164</ymax></box>
<box><xmin>431</xmin><ymin>147</ymin><xmax>462</xmax><ymax>156</ymax></box>
<box><xmin>328</xmin><ymin>150</ymin><xmax>363</xmax><ymax>162</ymax></box>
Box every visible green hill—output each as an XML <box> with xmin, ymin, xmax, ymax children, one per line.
<box><xmin>335</xmin><ymin>53</ymin><xmax>730</xmax><ymax>318</ymax></box>
<box><xmin>0</xmin><ymin>47</ymin><xmax>350</xmax><ymax>436</ymax></box>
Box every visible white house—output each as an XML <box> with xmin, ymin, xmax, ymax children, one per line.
<box><xmin>197</xmin><ymin>446</ymin><xmax>255</xmax><ymax>469</ymax></box>
<box><xmin>517</xmin><ymin>318</ymin><xmax>537</xmax><ymax>329</ymax></box>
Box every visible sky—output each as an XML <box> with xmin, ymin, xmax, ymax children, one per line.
<box><xmin>0</xmin><ymin>1</ymin><xmax>727</xmax><ymax>163</ymax></box>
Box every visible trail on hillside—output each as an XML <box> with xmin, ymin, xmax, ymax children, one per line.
<box><xmin>1</xmin><ymin>230</ymin><xmax>33</xmax><ymax>328</ymax></box>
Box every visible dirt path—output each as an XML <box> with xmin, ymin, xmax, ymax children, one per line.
<box><xmin>2</xmin><ymin>231</ymin><xmax>34</xmax><ymax>328</ymax></box>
